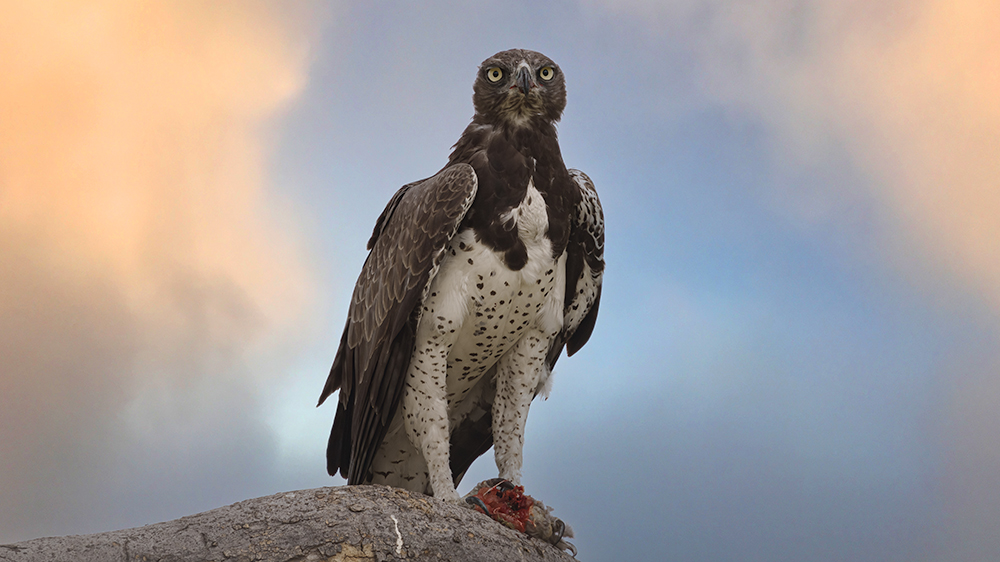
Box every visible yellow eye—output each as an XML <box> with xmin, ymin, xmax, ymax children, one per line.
<box><xmin>486</xmin><ymin>67</ymin><xmax>503</xmax><ymax>83</ymax></box>
<box><xmin>539</xmin><ymin>66</ymin><xmax>555</xmax><ymax>81</ymax></box>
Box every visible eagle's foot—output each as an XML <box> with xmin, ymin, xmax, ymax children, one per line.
<box><xmin>462</xmin><ymin>478</ymin><xmax>577</xmax><ymax>556</ymax></box>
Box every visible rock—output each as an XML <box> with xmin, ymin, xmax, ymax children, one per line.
<box><xmin>0</xmin><ymin>485</ymin><xmax>578</xmax><ymax>562</ymax></box>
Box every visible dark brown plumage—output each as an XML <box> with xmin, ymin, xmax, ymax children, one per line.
<box><xmin>318</xmin><ymin>49</ymin><xmax>604</xmax><ymax>502</ymax></box>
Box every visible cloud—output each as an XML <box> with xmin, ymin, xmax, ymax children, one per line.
<box><xmin>579</xmin><ymin>1</ymin><xmax>1000</xmax><ymax>559</ymax></box>
<box><xmin>591</xmin><ymin>0</ymin><xmax>1000</xmax><ymax>310</ymax></box>
<box><xmin>940</xmin><ymin>354</ymin><xmax>1000</xmax><ymax>560</ymax></box>
<box><xmin>0</xmin><ymin>1</ymin><xmax>320</xmax><ymax>541</ymax></box>
<box><xmin>710</xmin><ymin>0</ymin><xmax>1000</xmax><ymax>309</ymax></box>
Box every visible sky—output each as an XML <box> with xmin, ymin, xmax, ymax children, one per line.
<box><xmin>1</xmin><ymin>1</ymin><xmax>998</xmax><ymax>560</ymax></box>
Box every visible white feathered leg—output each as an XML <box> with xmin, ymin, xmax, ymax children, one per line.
<box><xmin>403</xmin><ymin>340</ymin><xmax>461</xmax><ymax>502</ymax></box>
<box><xmin>492</xmin><ymin>330</ymin><xmax>549</xmax><ymax>484</ymax></box>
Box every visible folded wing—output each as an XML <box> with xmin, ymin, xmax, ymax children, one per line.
<box><xmin>318</xmin><ymin>164</ymin><xmax>478</xmax><ymax>483</ymax></box>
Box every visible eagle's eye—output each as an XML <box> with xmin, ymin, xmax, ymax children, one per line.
<box><xmin>538</xmin><ymin>66</ymin><xmax>555</xmax><ymax>81</ymax></box>
<box><xmin>485</xmin><ymin>67</ymin><xmax>504</xmax><ymax>83</ymax></box>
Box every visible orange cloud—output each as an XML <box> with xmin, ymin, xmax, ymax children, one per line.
<box><xmin>0</xmin><ymin>1</ymin><xmax>315</xmax><ymax>355</ymax></box>
<box><xmin>589</xmin><ymin>0</ymin><xmax>1000</xmax><ymax>309</ymax></box>
<box><xmin>698</xmin><ymin>0</ymin><xmax>1000</xmax><ymax>309</ymax></box>
<box><xmin>0</xmin><ymin>1</ymin><xmax>320</xmax><ymax>540</ymax></box>
<box><xmin>839</xmin><ymin>0</ymin><xmax>1000</xmax><ymax>306</ymax></box>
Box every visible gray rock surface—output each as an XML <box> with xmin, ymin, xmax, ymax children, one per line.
<box><xmin>0</xmin><ymin>485</ymin><xmax>576</xmax><ymax>562</ymax></box>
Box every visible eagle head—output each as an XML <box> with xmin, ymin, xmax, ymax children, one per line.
<box><xmin>473</xmin><ymin>49</ymin><xmax>566</xmax><ymax>128</ymax></box>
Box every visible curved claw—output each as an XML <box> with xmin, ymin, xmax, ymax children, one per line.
<box><xmin>465</xmin><ymin>495</ymin><xmax>490</xmax><ymax>515</ymax></box>
<box><xmin>492</xmin><ymin>479</ymin><xmax>516</xmax><ymax>492</ymax></box>
<box><xmin>551</xmin><ymin>518</ymin><xmax>565</xmax><ymax>543</ymax></box>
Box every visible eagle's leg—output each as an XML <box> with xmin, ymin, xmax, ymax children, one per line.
<box><xmin>402</xmin><ymin>339</ymin><xmax>461</xmax><ymax>502</ymax></box>
<box><xmin>492</xmin><ymin>331</ymin><xmax>549</xmax><ymax>484</ymax></box>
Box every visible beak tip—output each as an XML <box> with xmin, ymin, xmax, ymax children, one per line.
<box><xmin>515</xmin><ymin>66</ymin><xmax>532</xmax><ymax>95</ymax></box>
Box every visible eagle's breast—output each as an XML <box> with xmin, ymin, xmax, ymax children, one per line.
<box><xmin>412</xmin><ymin>177</ymin><xmax>564</xmax><ymax>410</ymax></box>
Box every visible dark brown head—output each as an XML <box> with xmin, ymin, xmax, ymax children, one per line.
<box><xmin>473</xmin><ymin>49</ymin><xmax>566</xmax><ymax>128</ymax></box>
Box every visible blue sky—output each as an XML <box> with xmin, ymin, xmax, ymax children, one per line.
<box><xmin>2</xmin><ymin>2</ymin><xmax>999</xmax><ymax>560</ymax></box>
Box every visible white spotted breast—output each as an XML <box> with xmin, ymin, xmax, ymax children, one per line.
<box><xmin>414</xmin><ymin>181</ymin><xmax>564</xmax><ymax>407</ymax></box>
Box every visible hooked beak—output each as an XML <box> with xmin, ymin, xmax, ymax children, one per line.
<box><xmin>515</xmin><ymin>65</ymin><xmax>533</xmax><ymax>95</ymax></box>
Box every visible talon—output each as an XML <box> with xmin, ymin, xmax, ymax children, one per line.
<box><xmin>552</xmin><ymin>518</ymin><xmax>565</xmax><ymax>543</ymax></box>
<box><xmin>465</xmin><ymin>495</ymin><xmax>490</xmax><ymax>514</ymax></box>
<box><xmin>492</xmin><ymin>479</ymin><xmax>516</xmax><ymax>492</ymax></box>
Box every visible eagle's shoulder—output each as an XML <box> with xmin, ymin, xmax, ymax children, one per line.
<box><xmin>347</xmin><ymin>164</ymin><xmax>477</xmax><ymax>350</ymax></box>
<box><xmin>564</xmin><ymin>168</ymin><xmax>604</xmax><ymax>356</ymax></box>
<box><xmin>544</xmin><ymin>169</ymin><xmax>604</xmax><ymax>367</ymax></box>
<box><xmin>367</xmin><ymin>164</ymin><xmax>478</xmax><ymax>250</ymax></box>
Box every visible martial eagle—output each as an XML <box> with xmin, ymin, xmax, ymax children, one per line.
<box><xmin>318</xmin><ymin>49</ymin><xmax>604</xmax><ymax>519</ymax></box>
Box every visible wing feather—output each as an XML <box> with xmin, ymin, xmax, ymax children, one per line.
<box><xmin>318</xmin><ymin>164</ymin><xmax>478</xmax><ymax>482</ymax></box>
<box><xmin>547</xmin><ymin>169</ymin><xmax>605</xmax><ymax>368</ymax></box>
